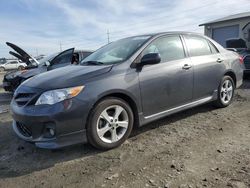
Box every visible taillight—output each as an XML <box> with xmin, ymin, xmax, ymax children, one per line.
<box><xmin>239</xmin><ymin>56</ymin><xmax>244</xmax><ymax>64</ymax></box>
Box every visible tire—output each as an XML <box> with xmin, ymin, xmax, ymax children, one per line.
<box><xmin>87</xmin><ymin>97</ymin><xmax>134</xmax><ymax>150</ymax></box>
<box><xmin>214</xmin><ymin>76</ymin><xmax>235</xmax><ymax>108</ymax></box>
<box><xmin>0</xmin><ymin>67</ymin><xmax>4</xmax><ymax>72</ymax></box>
<box><xmin>18</xmin><ymin>66</ymin><xmax>24</xmax><ymax>70</ymax></box>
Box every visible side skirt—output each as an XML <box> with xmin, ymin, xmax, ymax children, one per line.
<box><xmin>139</xmin><ymin>94</ymin><xmax>216</xmax><ymax>127</ymax></box>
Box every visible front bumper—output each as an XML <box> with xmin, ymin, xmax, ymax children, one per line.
<box><xmin>3</xmin><ymin>80</ymin><xmax>14</xmax><ymax>92</ymax></box>
<box><xmin>3</xmin><ymin>76</ymin><xmax>20</xmax><ymax>92</ymax></box>
<box><xmin>11</xmin><ymin>97</ymin><xmax>92</xmax><ymax>149</ymax></box>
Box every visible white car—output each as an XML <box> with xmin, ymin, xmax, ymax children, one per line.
<box><xmin>0</xmin><ymin>60</ymin><xmax>27</xmax><ymax>72</ymax></box>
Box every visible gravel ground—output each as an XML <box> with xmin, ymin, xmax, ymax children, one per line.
<box><xmin>0</xmin><ymin>73</ymin><xmax>250</xmax><ymax>188</ymax></box>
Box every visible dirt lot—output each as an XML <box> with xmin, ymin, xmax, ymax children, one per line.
<box><xmin>0</xmin><ymin>72</ymin><xmax>250</xmax><ymax>188</ymax></box>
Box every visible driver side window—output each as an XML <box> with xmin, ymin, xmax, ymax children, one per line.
<box><xmin>142</xmin><ymin>35</ymin><xmax>185</xmax><ymax>63</ymax></box>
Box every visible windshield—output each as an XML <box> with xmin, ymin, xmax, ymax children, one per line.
<box><xmin>81</xmin><ymin>36</ymin><xmax>152</xmax><ymax>65</ymax></box>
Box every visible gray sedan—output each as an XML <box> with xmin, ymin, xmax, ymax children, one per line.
<box><xmin>11</xmin><ymin>32</ymin><xmax>244</xmax><ymax>150</ymax></box>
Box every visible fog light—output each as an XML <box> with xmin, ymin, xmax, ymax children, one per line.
<box><xmin>49</xmin><ymin>128</ymin><xmax>55</xmax><ymax>136</ymax></box>
<box><xmin>43</xmin><ymin>123</ymin><xmax>56</xmax><ymax>138</ymax></box>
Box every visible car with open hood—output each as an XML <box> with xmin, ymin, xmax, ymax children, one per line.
<box><xmin>11</xmin><ymin>32</ymin><xmax>244</xmax><ymax>150</ymax></box>
<box><xmin>3</xmin><ymin>42</ymin><xmax>92</xmax><ymax>92</ymax></box>
<box><xmin>226</xmin><ymin>38</ymin><xmax>250</xmax><ymax>74</ymax></box>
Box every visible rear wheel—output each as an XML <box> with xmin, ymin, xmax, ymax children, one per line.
<box><xmin>214</xmin><ymin>76</ymin><xmax>235</xmax><ymax>108</ymax></box>
<box><xmin>87</xmin><ymin>98</ymin><xmax>134</xmax><ymax>150</ymax></box>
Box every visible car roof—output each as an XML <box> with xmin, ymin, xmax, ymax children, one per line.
<box><xmin>74</xmin><ymin>50</ymin><xmax>93</xmax><ymax>53</ymax></box>
<box><xmin>127</xmin><ymin>31</ymin><xmax>203</xmax><ymax>38</ymax></box>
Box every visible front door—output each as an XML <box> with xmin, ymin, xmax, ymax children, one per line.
<box><xmin>138</xmin><ymin>35</ymin><xmax>193</xmax><ymax>117</ymax></box>
<box><xmin>49</xmin><ymin>48</ymin><xmax>74</xmax><ymax>70</ymax></box>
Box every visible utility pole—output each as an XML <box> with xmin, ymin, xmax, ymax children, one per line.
<box><xmin>107</xmin><ymin>29</ymin><xmax>110</xmax><ymax>44</ymax></box>
<box><xmin>59</xmin><ymin>42</ymin><xmax>62</xmax><ymax>52</ymax></box>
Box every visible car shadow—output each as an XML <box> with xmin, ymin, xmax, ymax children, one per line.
<box><xmin>131</xmin><ymin>103</ymin><xmax>216</xmax><ymax>138</ymax></box>
<box><xmin>241</xmin><ymin>76</ymin><xmax>250</xmax><ymax>89</ymax></box>
<box><xmin>0</xmin><ymin>79</ymin><xmax>249</xmax><ymax>179</ymax></box>
<box><xmin>0</xmin><ymin>102</ymin><xmax>217</xmax><ymax>179</ymax></box>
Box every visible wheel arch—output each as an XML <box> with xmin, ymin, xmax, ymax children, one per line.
<box><xmin>224</xmin><ymin>70</ymin><xmax>237</xmax><ymax>86</ymax></box>
<box><xmin>89</xmin><ymin>91</ymin><xmax>140</xmax><ymax>128</ymax></box>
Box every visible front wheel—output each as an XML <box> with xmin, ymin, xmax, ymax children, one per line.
<box><xmin>18</xmin><ymin>66</ymin><xmax>24</xmax><ymax>70</ymax></box>
<box><xmin>0</xmin><ymin>67</ymin><xmax>4</xmax><ymax>72</ymax></box>
<box><xmin>87</xmin><ymin>98</ymin><xmax>134</xmax><ymax>150</ymax></box>
<box><xmin>214</xmin><ymin>76</ymin><xmax>235</xmax><ymax>108</ymax></box>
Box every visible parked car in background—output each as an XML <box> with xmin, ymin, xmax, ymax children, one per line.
<box><xmin>237</xmin><ymin>49</ymin><xmax>250</xmax><ymax>75</ymax></box>
<box><xmin>226</xmin><ymin>38</ymin><xmax>250</xmax><ymax>74</ymax></box>
<box><xmin>0</xmin><ymin>58</ymin><xmax>7</xmax><ymax>64</ymax></box>
<box><xmin>0</xmin><ymin>60</ymin><xmax>26</xmax><ymax>72</ymax></box>
<box><xmin>3</xmin><ymin>42</ymin><xmax>92</xmax><ymax>92</ymax></box>
<box><xmin>11</xmin><ymin>32</ymin><xmax>244</xmax><ymax>150</ymax></box>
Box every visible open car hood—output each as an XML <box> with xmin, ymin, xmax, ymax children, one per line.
<box><xmin>226</xmin><ymin>38</ymin><xmax>247</xmax><ymax>49</ymax></box>
<box><xmin>6</xmin><ymin>42</ymin><xmax>39</xmax><ymax>65</ymax></box>
<box><xmin>9</xmin><ymin>51</ymin><xmax>27</xmax><ymax>62</ymax></box>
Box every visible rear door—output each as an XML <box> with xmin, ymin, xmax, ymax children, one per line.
<box><xmin>183</xmin><ymin>35</ymin><xmax>225</xmax><ymax>100</ymax></box>
<box><xmin>49</xmin><ymin>48</ymin><xmax>74</xmax><ymax>70</ymax></box>
<box><xmin>138</xmin><ymin>35</ymin><xmax>193</xmax><ymax>117</ymax></box>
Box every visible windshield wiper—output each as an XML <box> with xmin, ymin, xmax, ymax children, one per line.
<box><xmin>82</xmin><ymin>61</ymin><xmax>104</xmax><ymax>65</ymax></box>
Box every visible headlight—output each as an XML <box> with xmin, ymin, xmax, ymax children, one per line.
<box><xmin>35</xmin><ymin>86</ymin><xmax>84</xmax><ymax>105</ymax></box>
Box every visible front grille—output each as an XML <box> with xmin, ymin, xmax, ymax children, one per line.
<box><xmin>14</xmin><ymin>92</ymin><xmax>35</xmax><ymax>106</ymax></box>
<box><xmin>16</xmin><ymin>122</ymin><xmax>32</xmax><ymax>137</ymax></box>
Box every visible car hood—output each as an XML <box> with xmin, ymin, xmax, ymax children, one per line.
<box><xmin>22</xmin><ymin>65</ymin><xmax>113</xmax><ymax>90</ymax></box>
<box><xmin>5</xmin><ymin>67</ymin><xmax>45</xmax><ymax>80</ymax></box>
<box><xmin>6</xmin><ymin>42</ymin><xmax>39</xmax><ymax>65</ymax></box>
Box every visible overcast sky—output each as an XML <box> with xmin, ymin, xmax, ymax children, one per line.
<box><xmin>1</xmin><ymin>0</ymin><xmax>250</xmax><ymax>58</ymax></box>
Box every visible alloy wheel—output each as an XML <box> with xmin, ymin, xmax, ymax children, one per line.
<box><xmin>220</xmin><ymin>79</ymin><xmax>233</xmax><ymax>104</ymax></box>
<box><xmin>96</xmin><ymin>105</ymin><xmax>129</xmax><ymax>143</ymax></box>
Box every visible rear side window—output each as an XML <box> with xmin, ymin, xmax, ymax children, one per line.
<box><xmin>208</xmin><ymin>41</ymin><xmax>219</xmax><ymax>54</ymax></box>
<box><xmin>185</xmin><ymin>36</ymin><xmax>212</xmax><ymax>57</ymax></box>
<box><xmin>142</xmin><ymin>35</ymin><xmax>185</xmax><ymax>62</ymax></box>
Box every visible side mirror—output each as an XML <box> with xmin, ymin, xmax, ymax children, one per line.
<box><xmin>140</xmin><ymin>53</ymin><xmax>161</xmax><ymax>66</ymax></box>
<box><xmin>45</xmin><ymin>61</ymin><xmax>50</xmax><ymax>67</ymax></box>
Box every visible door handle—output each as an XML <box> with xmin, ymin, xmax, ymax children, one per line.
<box><xmin>182</xmin><ymin>64</ymin><xmax>192</xmax><ymax>70</ymax></box>
<box><xmin>217</xmin><ymin>58</ymin><xmax>224</xmax><ymax>63</ymax></box>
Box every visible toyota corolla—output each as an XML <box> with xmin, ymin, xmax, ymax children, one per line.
<box><xmin>11</xmin><ymin>32</ymin><xmax>244</xmax><ymax>150</ymax></box>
